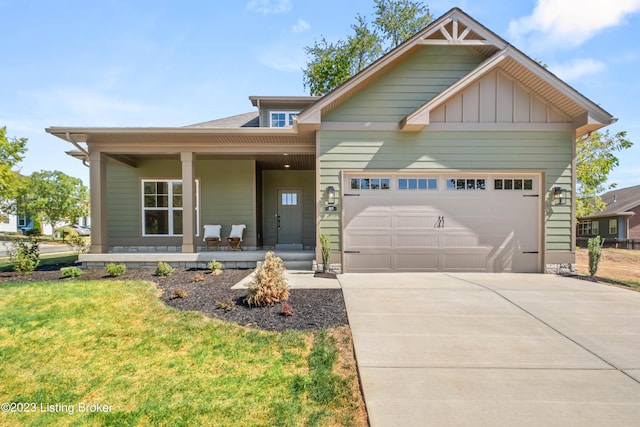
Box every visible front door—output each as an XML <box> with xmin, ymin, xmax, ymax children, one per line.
<box><xmin>277</xmin><ymin>189</ymin><xmax>303</xmax><ymax>244</ymax></box>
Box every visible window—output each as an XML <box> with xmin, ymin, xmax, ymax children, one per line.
<box><xmin>281</xmin><ymin>192</ymin><xmax>298</xmax><ymax>206</ymax></box>
<box><xmin>270</xmin><ymin>111</ymin><xmax>299</xmax><ymax>127</ymax></box>
<box><xmin>142</xmin><ymin>179</ymin><xmax>199</xmax><ymax>236</ymax></box>
<box><xmin>350</xmin><ymin>178</ymin><xmax>390</xmax><ymax>190</ymax></box>
<box><xmin>609</xmin><ymin>219</ymin><xmax>617</xmax><ymax>235</ymax></box>
<box><xmin>578</xmin><ymin>221</ymin><xmax>591</xmax><ymax>236</ymax></box>
<box><xmin>447</xmin><ymin>178</ymin><xmax>486</xmax><ymax>190</ymax></box>
<box><xmin>494</xmin><ymin>179</ymin><xmax>533</xmax><ymax>190</ymax></box>
<box><xmin>591</xmin><ymin>221</ymin><xmax>599</xmax><ymax>236</ymax></box>
<box><xmin>17</xmin><ymin>215</ymin><xmax>27</xmax><ymax>227</ymax></box>
<box><xmin>398</xmin><ymin>178</ymin><xmax>437</xmax><ymax>190</ymax></box>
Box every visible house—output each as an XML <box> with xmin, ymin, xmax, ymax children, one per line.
<box><xmin>577</xmin><ymin>185</ymin><xmax>640</xmax><ymax>248</ymax></box>
<box><xmin>46</xmin><ymin>8</ymin><xmax>615</xmax><ymax>273</ymax></box>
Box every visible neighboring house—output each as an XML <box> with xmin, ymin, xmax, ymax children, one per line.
<box><xmin>46</xmin><ymin>8</ymin><xmax>615</xmax><ymax>273</ymax></box>
<box><xmin>577</xmin><ymin>185</ymin><xmax>640</xmax><ymax>248</ymax></box>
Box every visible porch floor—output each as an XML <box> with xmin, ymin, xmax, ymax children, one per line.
<box><xmin>79</xmin><ymin>250</ymin><xmax>316</xmax><ymax>270</ymax></box>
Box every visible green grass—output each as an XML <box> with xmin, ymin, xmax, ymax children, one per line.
<box><xmin>0</xmin><ymin>253</ymin><xmax>77</xmax><ymax>272</ymax></box>
<box><xmin>0</xmin><ymin>280</ymin><xmax>359</xmax><ymax>426</ymax></box>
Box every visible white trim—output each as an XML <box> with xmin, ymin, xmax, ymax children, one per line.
<box><xmin>141</xmin><ymin>179</ymin><xmax>200</xmax><ymax>237</ymax></box>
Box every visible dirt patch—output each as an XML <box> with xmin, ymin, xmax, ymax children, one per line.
<box><xmin>575</xmin><ymin>248</ymin><xmax>640</xmax><ymax>283</ymax></box>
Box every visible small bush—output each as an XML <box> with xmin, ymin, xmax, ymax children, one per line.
<box><xmin>245</xmin><ymin>251</ymin><xmax>289</xmax><ymax>307</ymax></box>
<box><xmin>208</xmin><ymin>259</ymin><xmax>223</xmax><ymax>275</ymax></box>
<box><xmin>280</xmin><ymin>301</ymin><xmax>294</xmax><ymax>317</ymax></box>
<box><xmin>216</xmin><ymin>299</ymin><xmax>236</xmax><ymax>312</ymax></box>
<box><xmin>588</xmin><ymin>236</ymin><xmax>604</xmax><ymax>277</ymax></box>
<box><xmin>173</xmin><ymin>288</ymin><xmax>188</xmax><ymax>298</ymax></box>
<box><xmin>319</xmin><ymin>233</ymin><xmax>331</xmax><ymax>273</ymax></box>
<box><xmin>192</xmin><ymin>274</ymin><xmax>205</xmax><ymax>282</ymax></box>
<box><xmin>106</xmin><ymin>263</ymin><xmax>127</xmax><ymax>277</ymax></box>
<box><xmin>68</xmin><ymin>234</ymin><xmax>90</xmax><ymax>255</ymax></box>
<box><xmin>60</xmin><ymin>267</ymin><xmax>83</xmax><ymax>279</ymax></box>
<box><xmin>155</xmin><ymin>262</ymin><xmax>174</xmax><ymax>276</ymax></box>
<box><xmin>8</xmin><ymin>237</ymin><xmax>40</xmax><ymax>274</ymax></box>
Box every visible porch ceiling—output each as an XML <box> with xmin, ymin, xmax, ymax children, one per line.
<box><xmin>103</xmin><ymin>153</ymin><xmax>316</xmax><ymax>170</ymax></box>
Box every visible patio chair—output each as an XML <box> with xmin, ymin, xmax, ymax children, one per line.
<box><xmin>203</xmin><ymin>224</ymin><xmax>222</xmax><ymax>251</ymax></box>
<box><xmin>226</xmin><ymin>224</ymin><xmax>246</xmax><ymax>251</ymax></box>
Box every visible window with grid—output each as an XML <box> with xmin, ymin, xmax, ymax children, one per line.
<box><xmin>142</xmin><ymin>179</ymin><xmax>199</xmax><ymax>236</ymax></box>
<box><xmin>350</xmin><ymin>178</ymin><xmax>390</xmax><ymax>190</ymax></box>
<box><xmin>609</xmin><ymin>219</ymin><xmax>617</xmax><ymax>235</ymax></box>
<box><xmin>270</xmin><ymin>111</ymin><xmax>298</xmax><ymax>127</ymax></box>
<box><xmin>398</xmin><ymin>178</ymin><xmax>437</xmax><ymax>190</ymax></box>
<box><xmin>494</xmin><ymin>179</ymin><xmax>533</xmax><ymax>191</ymax></box>
<box><xmin>446</xmin><ymin>178</ymin><xmax>486</xmax><ymax>190</ymax></box>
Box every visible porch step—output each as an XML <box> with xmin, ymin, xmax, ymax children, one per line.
<box><xmin>275</xmin><ymin>243</ymin><xmax>304</xmax><ymax>251</ymax></box>
<box><xmin>282</xmin><ymin>260</ymin><xmax>313</xmax><ymax>271</ymax></box>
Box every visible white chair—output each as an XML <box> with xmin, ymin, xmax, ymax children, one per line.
<box><xmin>226</xmin><ymin>224</ymin><xmax>246</xmax><ymax>251</ymax></box>
<box><xmin>203</xmin><ymin>224</ymin><xmax>222</xmax><ymax>251</ymax></box>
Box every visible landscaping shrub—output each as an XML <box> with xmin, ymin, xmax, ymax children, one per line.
<box><xmin>280</xmin><ymin>301</ymin><xmax>295</xmax><ymax>317</ymax></box>
<box><xmin>216</xmin><ymin>299</ymin><xmax>236</xmax><ymax>312</ymax></box>
<box><xmin>208</xmin><ymin>259</ymin><xmax>222</xmax><ymax>275</ymax></box>
<box><xmin>173</xmin><ymin>288</ymin><xmax>188</xmax><ymax>298</ymax></box>
<box><xmin>245</xmin><ymin>251</ymin><xmax>289</xmax><ymax>307</ymax></box>
<box><xmin>60</xmin><ymin>266</ymin><xmax>83</xmax><ymax>279</ymax></box>
<box><xmin>588</xmin><ymin>236</ymin><xmax>604</xmax><ymax>277</ymax></box>
<box><xmin>68</xmin><ymin>233</ymin><xmax>90</xmax><ymax>255</ymax></box>
<box><xmin>319</xmin><ymin>233</ymin><xmax>331</xmax><ymax>273</ymax></box>
<box><xmin>155</xmin><ymin>261</ymin><xmax>174</xmax><ymax>276</ymax></box>
<box><xmin>106</xmin><ymin>263</ymin><xmax>127</xmax><ymax>277</ymax></box>
<box><xmin>8</xmin><ymin>236</ymin><xmax>40</xmax><ymax>274</ymax></box>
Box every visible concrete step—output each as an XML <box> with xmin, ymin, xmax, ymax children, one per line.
<box><xmin>283</xmin><ymin>260</ymin><xmax>314</xmax><ymax>271</ymax></box>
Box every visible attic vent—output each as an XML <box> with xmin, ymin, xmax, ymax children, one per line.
<box><xmin>613</xmin><ymin>195</ymin><xmax>617</xmax><ymax>203</ymax></box>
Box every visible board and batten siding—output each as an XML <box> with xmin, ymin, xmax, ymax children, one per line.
<box><xmin>324</xmin><ymin>46</ymin><xmax>485</xmax><ymax>123</ymax></box>
<box><xmin>319</xmin><ymin>130</ymin><xmax>574</xmax><ymax>253</ymax></box>
<box><xmin>106</xmin><ymin>159</ymin><xmax>256</xmax><ymax>247</ymax></box>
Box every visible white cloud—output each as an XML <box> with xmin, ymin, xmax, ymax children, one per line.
<box><xmin>548</xmin><ymin>58</ymin><xmax>607</xmax><ymax>81</ymax></box>
<box><xmin>292</xmin><ymin>18</ymin><xmax>310</xmax><ymax>34</ymax></box>
<box><xmin>246</xmin><ymin>0</ymin><xmax>292</xmax><ymax>14</ymax></box>
<box><xmin>508</xmin><ymin>0</ymin><xmax>640</xmax><ymax>51</ymax></box>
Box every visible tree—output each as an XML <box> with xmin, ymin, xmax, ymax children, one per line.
<box><xmin>0</xmin><ymin>126</ymin><xmax>28</xmax><ymax>218</ymax></box>
<box><xmin>303</xmin><ymin>0</ymin><xmax>432</xmax><ymax>95</ymax></box>
<box><xmin>576</xmin><ymin>130</ymin><xmax>633</xmax><ymax>218</ymax></box>
<box><xmin>21</xmin><ymin>171</ymin><xmax>89</xmax><ymax>240</ymax></box>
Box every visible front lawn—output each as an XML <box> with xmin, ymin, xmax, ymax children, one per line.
<box><xmin>0</xmin><ymin>280</ymin><xmax>362</xmax><ymax>426</ymax></box>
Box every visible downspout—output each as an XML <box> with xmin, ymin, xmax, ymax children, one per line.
<box><xmin>66</xmin><ymin>131</ymin><xmax>90</xmax><ymax>167</ymax></box>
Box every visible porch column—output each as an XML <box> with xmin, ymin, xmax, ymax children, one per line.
<box><xmin>89</xmin><ymin>151</ymin><xmax>108</xmax><ymax>253</ymax></box>
<box><xmin>181</xmin><ymin>152</ymin><xmax>196</xmax><ymax>253</ymax></box>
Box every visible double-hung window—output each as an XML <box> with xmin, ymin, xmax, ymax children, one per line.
<box><xmin>142</xmin><ymin>179</ymin><xmax>199</xmax><ymax>236</ymax></box>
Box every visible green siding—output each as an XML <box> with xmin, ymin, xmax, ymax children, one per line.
<box><xmin>324</xmin><ymin>46</ymin><xmax>484</xmax><ymax>123</ymax></box>
<box><xmin>262</xmin><ymin>170</ymin><xmax>315</xmax><ymax>247</ymax></box>
<box><xmin>106</xmin><ymin>159</ymin><xmax>256</xmax><ymax>247</ymax></box>
<box><xmin>318</xmin><ymin>130</ymin><xmax>574</xmax><ymax>252</ymax></box>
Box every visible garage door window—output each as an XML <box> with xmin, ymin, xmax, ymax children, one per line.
<box><xmin>351</xmin><ymin>178</ymin><xmax>390</xmax><ymax>190</ymax></box>
<box><xmin>494</xmin><ymin>179</ymin><xmax>533</xmax><ymax>190</ymax></box>
<box><xmin>447</xmin><ymin>178</ymin><xmax>486</xmax><ymax>190</ymax></box>
<box><xmin>398</xmin><ymin>178</ymin><xmax>437</xmax><ymax>190</ymax></box>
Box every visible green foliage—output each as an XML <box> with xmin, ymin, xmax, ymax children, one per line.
<box><xmin>106</xmin><ymin>263</ymin><xmax>127</xmax><ymax>277</ymax></box>
<box><xmin>319</xmin><ymin>233</ymin><xmax>331</xmax><ymax>273</ymax></box>
<box><xmin>68</xmin><ymin>233</ymin><xmax>90</xmax><ymax>255</ymax></box>
<box><xmin>307</xmin><ymin>331</ymin><xmax>348</xmax><ymax>405</ymax></box>
<box><xmin>208</xmin><ymin>259</ymin><xmax>222</xmax><ymax>274</ymax></box>
<box><xmin>0</xmin><ymin>126</ymin><xmax>28</xmax><ymax>215</ymax></box>
<box><xmin>303</xmin><ymin>0</ymin><xmax>432</xmax><ymax>95</ymax></box>
<box><xmin>7</xmin><ymin>236</ymin><xmax>40</xmax><ymax>274</ymax></box>
<box><xmin>60</xmin><ymin>266</ymin><xmax>83</xmax><ymax>279</ymax></box>
<box><xmin>216</xmin><ymin>299</ymin><xmax>236</xmax><ymax>312</ymax></box>
<box><xmin>155</xmin><ymin>261</ymin><xmax>174</xmax><ymax>276</ymax></box>
<box><xmin>576</xmin><ymin>130</ymin><xmax>633</xmax><ymax>218</ymax></box>
<box><xmin>19</xmin><ymin>170</ymin><xmax>90</xmax><ymax>241</ymax></box>
<box><xmin>246</xmin><ymin>251</ymin><xmax>290</xmax><ymax>307</ymax></box>
<box><xmin>588</xmin><ymin>236</ymin><xmax>604</xmax><ymax>277</ymax></box>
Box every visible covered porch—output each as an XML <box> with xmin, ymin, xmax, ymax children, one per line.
<box><xmin>46</xmin><ymin>126</ymin><xmax>320</xmax><ymax>268</ymax></box>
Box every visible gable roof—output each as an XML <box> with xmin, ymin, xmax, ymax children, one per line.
<box><xmin>581</xmin><ymin>185</ymin><xmax>640</xmax><ymax>220</ymax></box>
<box><xmin>297</xmin><ymin>7</ymin><xmax>615</xmax><ymax>136</ymax></box>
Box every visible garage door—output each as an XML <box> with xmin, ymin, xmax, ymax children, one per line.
<box><xmin>343</xmin><ymin>174</ymin><xmax>540</xmax><ymax>273</ymax></box>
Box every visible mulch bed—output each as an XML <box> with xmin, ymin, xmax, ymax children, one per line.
<box><xmin>0</xmin><ymin>264</ymin><xmax>349</xmax><ymax>332</ymax></box>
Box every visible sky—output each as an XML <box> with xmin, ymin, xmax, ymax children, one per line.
<box><xmin>2</xmin><ymin>0</ymin><xmax>639</xmax><ymax>190</ymax></box>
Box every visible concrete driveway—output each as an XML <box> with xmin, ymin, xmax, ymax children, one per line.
<box><xmin>339</xmin><ymin>273</ymin><xmax>640</xmax><ymax>427</ymax></box>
